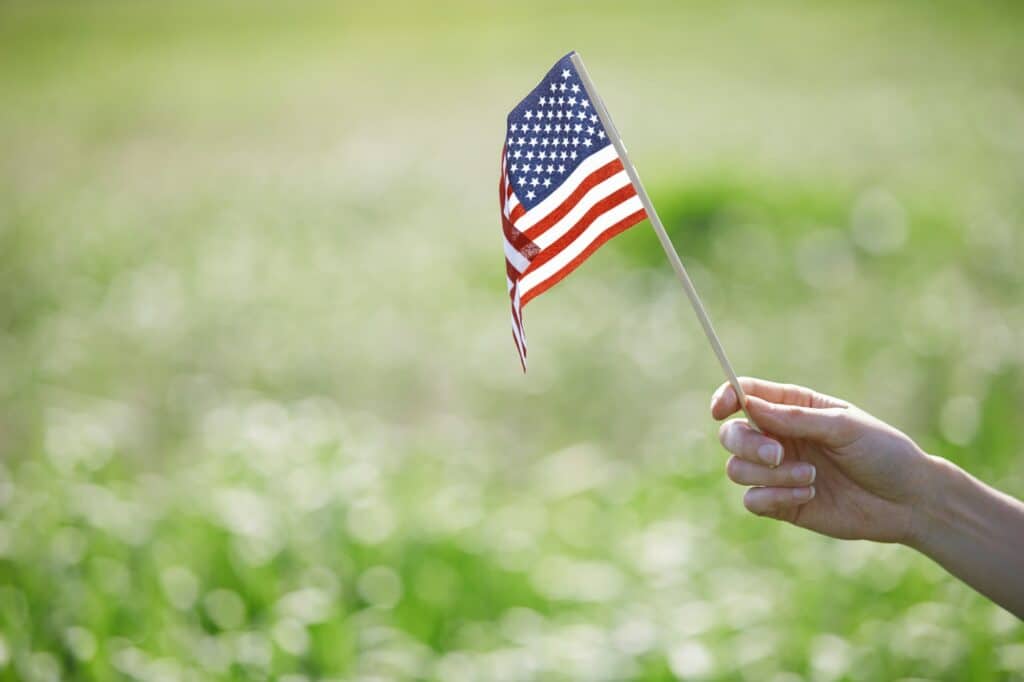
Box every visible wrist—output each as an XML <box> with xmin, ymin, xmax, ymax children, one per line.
<box><xmin>904</xmin><ymin>453</ymin><xmax>965</xmax><ymax>552</ymax></box>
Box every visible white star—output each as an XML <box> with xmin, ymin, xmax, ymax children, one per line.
<box><xmin>558</xmin><ymin>97</ymin><xmax>565</xmax><ymax>105</ymax></box>
<box><xmin>539</xmin><ymin>96</ymin><xmax>547</xmax><ymax>106</ymax></box>
<box><xmin>551</xmin><ymin>138</ymin><xmax>560</xmax><ymax>147</ymax></box>
<box><xmin>570</xmin><ymin>150</ymin><xmax>578</xmax><ymax>159</ymax></box>
<box><xmin>559</xmin><ymin>151</ymin><xmax>568</xmax><ymax>160</ymax></box>
<box><xmin>510</xmin><ymin>163</ymin><xmax>518</xmax><ymax>172</ymax></box>
<box><xmin>572</xmin><ymin>137</ymin><xmax>580</xmax><ymax>146</ymax></box>
<box><xmin>549</xmin><ymin>83</ymin><xmax>557</xmax><ymax>92</ymax></box>
<box><xmin>546</xmin><ymin>111</ymin><xmax>554</xmax><ymax>119</ymax></box>
<box><xmin>524</xmin><ymin>110</ymin><xmax>533</xmax><ymax>120</ymax></box>
<box><xmin>590</xmin><ymin>114</ymin><xmax>598</xmax><ymax>123</ymax></box>
<box><xmin>571</xmin><ymin>83</ymin><xmax>580</xmax><ymax>94</ymax></box>
<box><xmin>519</xmin><ymin>176</ymin><xmax>528</xmax><ymax>185</ymax></box>
<box><xmin>573</xmin><ymin>123</ymin><xmax>582</xmax><ymax>133</ymax></box>
<box><xmin>544</xmin><ymin>124</ymin><xmax>552</xmax><ymax>133</ymax></box>
<box><xmin>517</xmin><ymin>136</ymin><xmax>526</xmax><ymax>145</ymax></box>
<box><xmin>597</xmin><ymin>130</ymin><xmax>606</xmax><ymax>139</ymax></box>
<box><xmin>557</xmin><ymin>164</ymin><xmax>566</xmax><ymax>173</ymax></box>
<box><xmin>526</xmin><ymin>190</ymin><xmax>536</xmax><ymax>200</ymax></box>
<box><xmin>538</xmin><ymin>150</ymin><xmax>547</xmax><ymax>160</ymax></box>
<box><xmin>568</xmin><ymin>97</ymin><xmax>577</xmax><ymax>106</ymax></box>
<box><xmin>540</xmin><ymin>138</ymin><xmax>549</xmax><ymax>147</ymax></box>
<box><xmin>562</xmin><ymin>137</ymin><xmax>569</xmax><ymax>145</ymax></box>
<box><xmin>534</xmin><ymin>164</ymin><xmax>544</xmax><ymax>173</ymax></box>
<box><xmin>512</xmin><ymin>149</ymin><xmax>521</xmax><ymax>159</ymax></box>
<box><xmin>510</xmin><ymin>123</ymin><xmax>518</xmax><ymax>132</ymax></box>
<box><xmin>543</xmin><ymin>177</ymin><xmax>552</xmax><ymax>187</ymax></box>
<box><xmin>529</xmin><ymin>137</ymin><xmax>538</xmax><ymax>146</ymax></box>
<box><xmin>546</xmin><ymin>164</ymin><xmax>554</xmax><ymax>173</ymax></box>
<box><xmin>582</xmin><ymin>138</ymin><xmax>592</xmax><ymax>147</ymax></box>
<box><xmin>580</xmin><ymin>100</ymin><xmax>590</xmax><ymax>109</ymax></box>
<box><xmin>577</xmin><ymin>111</ymin><xmax>587</xmax><ymax>120</ymax></box>
<box><xmin>525</xmin><ymin>150</ymin><xmax>534</xmax><ymax>160</ymax></box>
<box><xmin>533</xmin><ymin>123</ymin><xmax>542</xmax><ymax>133</ymax></box>
<box><xmin>555</xmin><ymin>110</ymin><xmax>563</xmax><ymax>119</ymax></box>
<box><xmin>554</xmin><ymin>124</ymin><xmax>562</xmax><ymax>133</ymax></box>
<box><xmin>561</xmin><ymin>69</ymin><xmax>571</xmax><ymax>79</ymax></box>
<box><xmin>530</xmin><ymin>177</ymin><xmax>539</xmax><ymax>187</ymax></box>
<box><xmin>559</xmin><ymin>83</ymin><xmax>567</xmax><ymax>92</ymax></box>
<box><xmin>587</xmin><ymin>126</ymin><xmax>595</xmax><ymax>135</ymax></box>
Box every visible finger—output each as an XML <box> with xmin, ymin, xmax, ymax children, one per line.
<box><xmin>745</xmin><ymin>396</ymin><xmax>857</xmax><ymax>447</ymax></box>
<box><xmin>726</xmin><ymin>456</ymin><xmax>816</xmax><ymax>487</ymax></box>
<box><xmin>743</xmin><ymin>485</ymin><xmax>816</xmax><ymax>516</ymax></box>
<box><xmin>710</xmin><ymin>377</ymin><xmax>847</xmax><ymax>420</ymax></box>
<box><xmin>710</xmin><ymin>383</ymin><xmax>741</xmax><ymax>420</ymax></box>
<box><xmin>718</xmin><ymin>419</ymin><xmax>785</xmax><ymax>466</ymax></box>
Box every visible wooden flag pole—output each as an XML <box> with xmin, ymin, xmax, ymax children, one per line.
<box><xmin>570</xmin><ymin>52</ymin><xmax>760</xmax><ymax>431</ymax></box>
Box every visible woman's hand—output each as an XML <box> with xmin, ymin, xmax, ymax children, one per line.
<box><xmin>712</xmin><ymin>376</ymin><xmax>1024</xmax><ymax>617</ymax></box>
<box><xmin>710</xmin><ymin>377</ymin><xmax>933</xmax><ymax>543</ymax></box>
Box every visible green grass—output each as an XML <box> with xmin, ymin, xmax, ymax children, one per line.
<box><xmin>1</xmin><ymin>1</ymin><xmax>1023</xmax><ymax>680</ymax></box>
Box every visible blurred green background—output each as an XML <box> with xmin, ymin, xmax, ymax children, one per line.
<box><xmin>2</xmin><ymin>1</ymin><xmax>1023</xmax><ymax>680</ymax></box>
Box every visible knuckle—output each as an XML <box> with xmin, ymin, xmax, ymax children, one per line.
<box><xmin>782</xmin><ymin>405</ymin><xmax>805</xmax><ymax>420</ymax></box>
<box><xmin>821</xmin><ymin>408</ymin><xmax>856</xmax><ymax>439</ymax></box>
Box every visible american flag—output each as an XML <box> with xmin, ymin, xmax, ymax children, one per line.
<box><xmin>500</xmin><ymin>52</ymin><xmax>647</xmax><ymax>370</ymax></box>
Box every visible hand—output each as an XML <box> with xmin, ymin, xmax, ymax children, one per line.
<box><xmin>710</xmin><ymin>377</ymin><xmax>933</xmax><ymax>543</ymax></box>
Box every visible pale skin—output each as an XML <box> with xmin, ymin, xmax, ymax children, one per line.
<box><xmin>711</xmin><ymin>377</ymin><xmax>1024</xmax><ymax>619</ymax></box>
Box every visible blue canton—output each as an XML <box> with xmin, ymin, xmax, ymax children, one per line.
<box><xmin>505</xmin><ymin>52</ymin><xmax>611</xmax><ymax>211</ymax></box>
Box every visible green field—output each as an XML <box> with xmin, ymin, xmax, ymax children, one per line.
<box><xmin>1</xmin><ymin>2</ymin><xmax>1023</xmax><ymax>680</ymax></box>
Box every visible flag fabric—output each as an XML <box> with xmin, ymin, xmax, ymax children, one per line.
<box><xmin>500</xmin><ymin>52</ymin><xmax>647</xmax><ymax>370</ymax></box>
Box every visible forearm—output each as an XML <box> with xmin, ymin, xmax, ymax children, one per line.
<box><xmin>908</xmin><ymin>455</ymin><xmax>1024</xmax><ymax>618</ymax></box>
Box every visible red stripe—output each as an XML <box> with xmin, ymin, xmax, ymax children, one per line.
<box><xmin>503</xmin><ymin>211</ymin><xmax>540</xmax><ymax>263</ymax></box>
<box><xmin>520</xmin><ymin>208</ymin><xmax>647</xmax><ymax>307</ymax></box>
<box><xmin>511</xmin><ymin>328</ymin><xmax>526</xmax><ymax>372</ymax></box>
<box><xmin>520</xmin><ymin>159</ymin><xmax>624</xmax><ymax>241</ymax></box>
<box><xmin>508</xmin><ymin>277</ymin><xmax>525</xmax><ymax>341</ymax></box>
<box><xmin>523</xmin><ymin>184</ymin><xmax>638</xmax><ymax>274</ymax></box>
<box><xmin>511</xmin><ymin>302</ymin><xmax>526</xmax><ymax>354</ymax></box>
<box><xmin>509</xmin><ymin>285</ymin><xmax>527</xmax><ymax>372</ymax></box>
<box><xmin>501</xmin><ymin>146</ymin><xmax>527</xmax><ymax>373</ymax></box>
<box><xmin>506</xmin><ymin>258</ymin><xmax>519</xmax><ymax>283</ymax></box>
<box><xmin>499</xmin><ymin>147</ymin><xmax>508</xmax><ymax>216</ymax></box>
<box><xmin>500</xmin><ymin>152</ymin><xmax>540</xmax><ymax>265</ymax></box>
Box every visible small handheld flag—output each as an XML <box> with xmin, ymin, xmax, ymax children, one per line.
<box><xmin>500</xmin><ymin>51</ymin><xmax>759</xmax><ymax>429</ymax></box>
<box><xmin>500</xmin><ymin>52</ymin><xmax>647</xmax><ymax>371</ymax></box>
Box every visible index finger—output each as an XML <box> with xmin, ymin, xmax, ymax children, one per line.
<box><xmin>710</xmin><ymin>377</ymin><xmax>847</xmax><ymax>420</ymax></box>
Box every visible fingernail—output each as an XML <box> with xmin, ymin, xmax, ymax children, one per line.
<box><xmin>793</xmin><ymin>486</ymin><xmax>815</xmax><ymax>502</ymax></box>
<box><xmin>757</xmin><ymin>442</ymin><xmax>782</xmax><ymax>467</ymax></box>
<box><xmin>794</xmin><ymin>463</ymin><xmax>816</xmax><ymax>484</ymax></box>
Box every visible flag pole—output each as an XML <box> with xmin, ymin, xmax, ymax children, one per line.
<box><xmin>570</xmin><ymin>52</ymin><xmax>761</xmax><ymax>432</ymax></box>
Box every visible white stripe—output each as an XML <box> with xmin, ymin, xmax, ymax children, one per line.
<box><xmin>510</xmin><ymin>286</ymin><xmax>527</xmax><ymax>360</ymax></box>
<box><xmin>532</xmin><ymin>170</ymin><xmax>631</xmax><ymax>250</ymax></box>
<box><xmin>505</xmin><ymin>192</ymin><xmax>519</xmax><ymax>218</ymax></box>
<box><xmin>511</xmin><ymin>310</ymin><xmax>525</xmax><ymax>357</ymax></box>
<box><xmin>502</xmin><ymin>170</ymin><xmax>519</xmax><ymax>218</ymax></box>
<box><xmin>513</xmin><ymin>145</ymin><xmax>619</xmax><ymax>231</ymax></box>
<box><xmin>504</xmin><ymin>238</ymin><xmax>530</xmax><ymax>273</ymax></box>
<box><xmin>518</xmin><ymin>195</ymin><xmax>644</xmax><ymax>296</ymax></box>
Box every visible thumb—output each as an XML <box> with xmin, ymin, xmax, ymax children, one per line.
<box><xmin>746</xmin><ymin>395</ymin><xmax>856</xmax><ymax>447</ymax></box>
